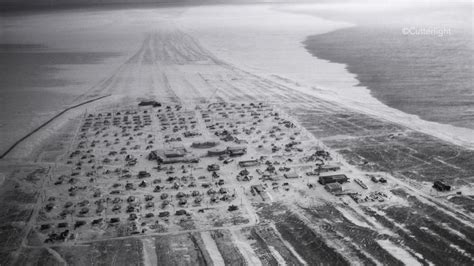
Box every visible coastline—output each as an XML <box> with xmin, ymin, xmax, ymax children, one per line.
<box><xmin>1</xmin><ymin>3</ymin><xmax>473</xmax><ymax>158</ymax></box>
<box><xmin>178</xmin><ymin>4</ymin><xmax>474</xmax><ymax>149</ymax></box>
<box><xmin>302</xmin><ymin>26</ymin><xmax>474</xmax><ymax>130</ymax></box>
<box><xmin>1</xmin><ymin>5</ymin><xmax>473</xmax><ymax>265</ymax></box>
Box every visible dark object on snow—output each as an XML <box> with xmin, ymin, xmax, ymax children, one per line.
<box><xmin>228</xmin><ymin>205</ymin><xmax>238</xmax><ymax>212</ymax></box>
<box><xmin>175</xmin><ymin>209</ymin><xmax>187</xmax><ymax>216</ymax></box>
<box><xmin>138</xmin><ymin>100</ymin><xmax>161</xmax><ymax>107</ymax></box>
<box><xmin>207</xmin><ymin>164</ymin><xmax>220</xmax><ymax>172</ymax></box>
<box><xmin>318</xmin><ymin>174</ymin><xmax>348</xmax><ymax>185</ymax></box>
<box><xmin>74</xmin><ymin>220</ymin><xmax>86</xmax><ymax>229</ymax></box>
<box><xmin>159</xmin><ymin>211</ymin><xmax>170</xmax><ymax>217</ymax></box>
<box><xmin>433</xmin><ymin>180</ymin><xmax>451</xmax><ymax>192</ymax></box>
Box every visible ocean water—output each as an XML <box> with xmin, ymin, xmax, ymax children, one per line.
<box><xmin>302</xmin><ymin>3</ymin><xmax>474</xmax><ymax>130</ymax></box>
<box><xmin>1</xmin><ymin>3</ymin><xmax>472</xmax><ymax>155</ymax></box>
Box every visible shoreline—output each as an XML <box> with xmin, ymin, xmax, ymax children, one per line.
<box><xmin>1</xmin><ymin>5</ymin><xmax>473</xmax><ymax>265</ymax></box>
<box><xmin>178</xmin><ymin>4</ymin><xmax>474</xmax><ymax>149</ymax></box>
<box><xmin>1</xmin><ymin>3</ymin><xmax>472</xmax><ymax>158</ymax></box>
<box><xmin>302</xmin><ymin>25</ymin><xmax>474</xmax><ymax>131</ymax></box>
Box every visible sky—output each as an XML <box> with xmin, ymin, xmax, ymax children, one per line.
<box><xmin>2</xmin><ymin>0</ymin><xmax>470</xmax><ymax>11</ymax></box>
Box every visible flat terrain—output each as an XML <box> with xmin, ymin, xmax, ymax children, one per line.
<box><xmin>1</xmin><ymin>27</ymin><xmax>473</xmax><ymax>265</ymax></box>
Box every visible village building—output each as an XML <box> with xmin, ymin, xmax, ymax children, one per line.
<box><xmin>138</xmin><ymin>100</ymin><xmax>161</xmax><ymax>107</ymax></box>
<box><xmin>207</xmin><ymin>148</ymin><xmax>227</xmax><ymax>156</ymax></box>
<box><xmin>238</xmin><ymin>159</ymin><xmax>260</xmax><ymax>168</ymax></box>
<box><xmin>148</xmin><ymin>146</ymin><xmax>199</xmax><ymax>164</ymax></box>
<box><xmin>325</xmin><ymin>183</ymin><xmax>342</xmax><ymax>193</ymax></box>
<box><xmin>239</xmin><ymin>175</ymin><xmax>253</xmax><ymax>181</ymax></box>
<box><xmin>227</xmin><ymin>146</ymin><xmax>247</xmax><ymax>157</ymax></box>
<box><xmin>319</xmin><ymin>164</ymin><xmax>341</xmax><ymax>172</ymax></box>
<box><xmin>433</xmin><ymin>180</ymin><xmax>451</xmax><ymax>192</ymax></box>
<box><xmin>318</xmin><ymin>174</ymin><xmax>349</xmax><ymax>185</ymax></box>
<box><xmin>207</xmin><ymin>164</ymin><xmax>220</xmax><ymax>171</ymax></box>
<box><xmin>284</xmin><ymin>172</ymin><xmax>299</xmax><ymax>179</ymax></box>
<box><xmin>239</xmin><ymin>169</ymin><xmax>250</xmax><ymax>176</ymax></box>
<box><xmin>191</xmin><ymin>141</ymin><xmax>219</xmax><ymax>149</ymax></box>
<box><xmin>266</xmin><ymin>165</ymin><xmax>276</xmax><ymax>173</ymax></box>
<box><xmin>184</xmin><ymin>131</ymin><xmax>201</xmax><ymax>138</ymax></box>
<box><xmin>251</xmin><ymin>185</ymin><xmax>265</xmax><ymax>195</ymax></box>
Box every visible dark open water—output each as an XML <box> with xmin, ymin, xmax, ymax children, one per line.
<box><xmin>302</xmin><ymin>3</ymin><xmax>473</xmax><ymax>129</ymax></box>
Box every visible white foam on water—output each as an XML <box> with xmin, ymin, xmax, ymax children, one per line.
<box><xmin>177</xmin><ymin>4</ymin><xmax>474</xmax><ymax>149</ymax></box>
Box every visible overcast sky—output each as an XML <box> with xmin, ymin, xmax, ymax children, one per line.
<box><xmin>1</xmin><ymin>0</ymin><xmax>471</xmax><ymax>12</ymax></box>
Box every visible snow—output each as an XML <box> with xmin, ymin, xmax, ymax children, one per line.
<box><xmin>141</xmin><ymin>238</ymin><xmax>158</xmax><ymax>266</ymax></box>
<box><xmin>336</xmin><ymin>207</ymin><xmax>372</xmax><ymax>228</ymax></box>
<box><xmin>231</xmin><ymin>230</ymin><xmax>262</xmax><ymax>266</ymax></box>
<box><xmin>201</xmin><ymin>231</ymin><xmax>226</xmax><ymax>266</ymax></box>
<box><xmin>377</xmin><ymin>239</ymin><xmax>422</xmax><ymax>266</ymax></box>
<box><xmin>268</xmin><ymin>245</ymin><xmax>287</xmax><ymax>266</ymax></box>
<box><xmin>178</xmin><ymin>4</ymin><xmax>474</xmax><ymax>149</ymax></box>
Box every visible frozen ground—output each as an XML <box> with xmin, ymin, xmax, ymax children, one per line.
<box><xmin>0</xmin><ymin>3</ymin><xmax>473</xmax><ymax>265</ymax></box>
<box><xmin>1</xmin><ymin>4</ymin><xmax>473</xmax><ymax>155</ymax></box>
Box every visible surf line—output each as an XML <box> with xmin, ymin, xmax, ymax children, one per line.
<box><xmin>0</xmin><ymin>94</ymin><xmax>111</xmax><ymax>159</ymax></box>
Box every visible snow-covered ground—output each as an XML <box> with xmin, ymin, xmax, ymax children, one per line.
<box><xmin>2</xmin><ymin>3</ymin><xmax>473</xmax><ymax>156</ymax></box>
<box><xmin>178</xmin><ymin>4</ymin><xmax>474</xmax><ymax>149</ymax></box>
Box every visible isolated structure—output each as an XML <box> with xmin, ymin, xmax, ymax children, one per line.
<box><xmin>138</xmin><ymin>100</ymin><xmax>161</xmax><ymax>107</ymax></box>
<box><xmin>433</xmin><ymin>180</ymin><xmax>451</xmax><ymax>191</ymax></box>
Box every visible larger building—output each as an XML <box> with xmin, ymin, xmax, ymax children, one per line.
<box><xmin>148</xmin><ymin>146</ymin><xmax>199</xmax><ymax>164</ymax></box>
<box><xmin>318</xmin><ymin>174</ymin><xmax>349</xmax><ymax>185</ymax></box>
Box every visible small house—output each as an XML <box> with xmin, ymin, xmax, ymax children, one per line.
<box><xmin>208</xmin><ymin>148</ymin><xmax>227</xmax><ymax>156</ymax></box>
<box><xmin>325</xmin><ymin>183</ymin><xmax>342</xmax><ymax>193</ymax></box>
<box><xmin>251</xmin><ymin>185</ymin><xmax>265</xmax><ymax>195</ymax></box>
<box><xmin>239</xmin><ymin>160</ymin><xmax>260</xmax><ymax>168</ymax></box>
<box><xmin>191</xmin><ymin>141</ymin><xmax>219</xmax><ymax>149</ymax></box>
<box><xmin>319</xmin><ymin>165</ymin><xmax>341</xmax><ymax>172</ymax></box>
<box><xmin>433</xmin><ymin>180</ymin><xmax>451</xmax><ymax>192</ymax></box>
<box><xmin>228</xmin><ymin>146</ymin><xmax>247</xmax><ymax>157</ymax></box>
<box><xmin>138</xmin><ymin>100</ymin><xmax>161</xmax><ymax>107</ymax></box>
<box><xmin>207</xmin><ymin>164</ymin><xmax>220</xmax><ymax>171</ymax></box>
<box><xmin>284</xmin><ymin>171</ymin><xmax>299</xmax><ymax>179</ymax></box>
